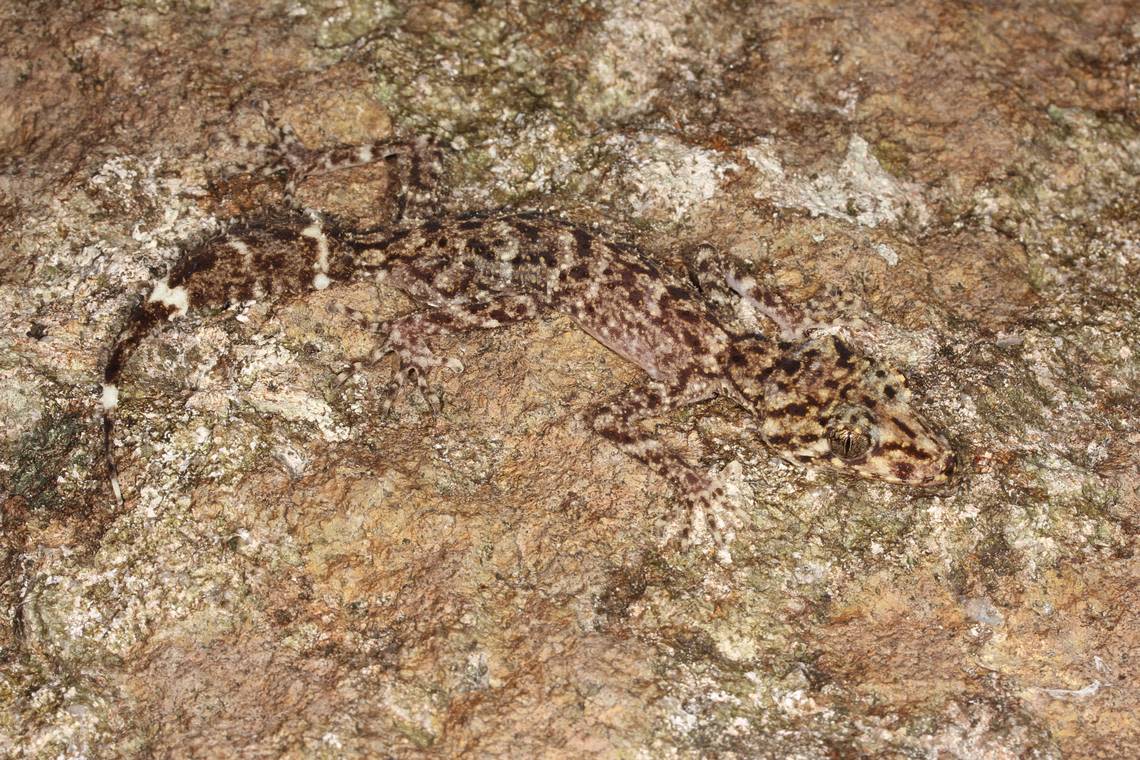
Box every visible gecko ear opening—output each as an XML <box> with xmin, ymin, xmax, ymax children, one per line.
<box><xmin>827</xmin><ymin>423</ymin><xmax>872</xmax><ymax>461</ymax></box>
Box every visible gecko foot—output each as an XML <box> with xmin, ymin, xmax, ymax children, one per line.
<box><xmin>331</xmin><ymin>304</ymin><xmax>465</xmax><ymax>416</ymax></box>
<box><xmin>658</xmin><ymin>472</ymin><xmax>747</xmax><ymax>565</ymax></box>
<box><xmin>378</xmin><ymin>348</ymin><xmax>464</xmax><ymax>416</ymax></box>
<box><xmin>357</xmin><ymin>326</ymin><xmax>461</xmax><ymax>417</ymax></box>
<box><xmin>207</xmin><ymin>100</ymin><xmax>445</xmax><ymax>218</ymax></box>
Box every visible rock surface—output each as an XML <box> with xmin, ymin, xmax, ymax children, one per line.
<box><xmin>1</xmin><ymin>1</ymin><xmax>1137</xmax><ymax>757</ymax></box>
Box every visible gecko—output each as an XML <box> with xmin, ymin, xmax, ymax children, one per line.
<box><xmin>99</xmin><ymin>109</ymin><xmax>957</xmax><ymax>557</ymax></box>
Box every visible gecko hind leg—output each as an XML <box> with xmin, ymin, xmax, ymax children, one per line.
<box><xmin>336</xmin><ymin>294</ymin><xmax>543</xmax><ymax>415</ymax></box>
<box><xmin>252</xmin><ymin>102</ymin><xmax>445</xmax><ymax>219</ymax></box>
<box><xmin>210</xmin><ymin>101</ymin><xmax>444</xmax><ymax>218</ymax></box>
<box><xmin>590</xmin><ymin>379</ymin><xmax>748</xmax><ymax>563</ymax></box>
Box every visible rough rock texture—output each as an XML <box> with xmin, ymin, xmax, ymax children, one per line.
<box><xmin>1</xmin><ymin>1</ymin><xmax>1137</xmax><ymax>757</ymax></box>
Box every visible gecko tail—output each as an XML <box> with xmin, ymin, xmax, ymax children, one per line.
<box><xmin>96</xmin><ymin>212</ymin><xmax>355</xmax><ymax>504</ymax></box>
<box><xmin>100</xmin><ymin>299</ymin><xmax>169</xmax><ymax>506</ymax></box>
<box><xmin>102</xmin><ymin>399</ymin><xmax>124</xmax><ymax>506</ymax></box>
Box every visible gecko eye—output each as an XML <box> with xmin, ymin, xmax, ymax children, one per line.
<box><xmin>827</xmin><ymin>424</ymin><xmax>872</xmax><ymax>461</ymax></box>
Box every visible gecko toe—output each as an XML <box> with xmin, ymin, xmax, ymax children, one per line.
<box><xmin>376</xmin><ymin>359</ymin><xmax>453</xmax><ymax>417</ymax></box>
<box><xmin>675</xmin><ymin>477</ymin><xmax>744</xmax><ymax>562</ymax></box>
<box><xmin>412</xmin><ymin>369</ymin><xmax>443</xmax><ymax>414</ymax></box>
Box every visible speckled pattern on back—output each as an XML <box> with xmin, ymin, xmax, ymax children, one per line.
<box><xmin>100</xmin><ymin>109</ymin><xmax>956</xmax><ymax>561</ymax></box>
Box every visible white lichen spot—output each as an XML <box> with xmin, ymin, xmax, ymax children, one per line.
<box><xmin>746</xmin><ymin>135</ymin><xmax>931</xmax><ymax>229</ymax></box>
<box><xmin>241</xmin><ymin>343</ymin><xmax>351</xmax><ymax>442</ymax></box>
<box><xmin>1042</xmin><ymin>680</ymin><xmax>1102</xmax><ymax>700</ymax></box>
<box><xmin>147</xmin><ymin>278</ymin><xmax>190</xmax><ymax>318</ymax></box>
<box><xmin>666</xmin><ymin>704</ymin><xmax>698</xmax><ymax>735</ymax></box>
<box><xmin>619</xmin><ymin>134</ymin><xmax>736</xmax><ymax>222</ymax></box>
<box><xmin>273</xmin><ymin>444</ymin><xmax>309</xmax><ymax>478</ymax></box>
<box><xmin>775</xmin><ymin>688</ymin><xmax>820</xmax><ymax>716</ymax></box>
<box><xmin>588</xmin><ymin>0</ymin><xmax>690</xmax><ymax>118</ymax></box>
<box><xmin>873</xmin><ymin>242</ymin><xmax>900</xmax><ymax>266</ymax></box>
<box><xmin>962</xmin><ymin>596</ymin><xmax>1004</xmax><ymax>627</ymax></box>
<box><xmin>714</xmin><ymin>630</ymin><xmax>759</xmax><ymax>662</ymax></box>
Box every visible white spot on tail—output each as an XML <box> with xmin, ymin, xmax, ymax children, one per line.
<box><xmin>301</xmin><ymin>219</ymin><xmax>331</xmax><ymax>278</ymax></box>
<box><xmin>147</xmin><ymin>278</ymin><xmax>190</xmax><ymax>318</ymax></box>
<box><xmin>101</xmin><ymin>383</ymin><xmax>119</xmax><ymax>410</ymax></box>
<box><xmin>312</xmin><ymin>273</ymin><xmax>331</xmax><ymax>290</ymax></box>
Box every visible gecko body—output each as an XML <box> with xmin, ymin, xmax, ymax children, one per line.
<box><xmin>100</xmin><ymin>118</ymin><xmax>956</xmax><ymax>553</ymax></box>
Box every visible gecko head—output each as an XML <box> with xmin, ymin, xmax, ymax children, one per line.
<box><xmin>755</xmin><ymin>333</ymin><xmax>956</xmax><ymax>487</ymax></box>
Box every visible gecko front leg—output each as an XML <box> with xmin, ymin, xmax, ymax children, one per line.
<box><xmin>687</xmin><ymin>245</ymin><xmax>813</xmax><ymax>340</ymax></box>
<box><xmin>692</xmin><ymin>246</ymin><xmax>871</xmax><ymax>340</ymax></box>
<box><xmin>339</xmin><ymin>294</ymin><xmax>544</xmax><ymax>414</ymax></box>
<box><xmin>590</xmin><ymin>378</ymin><xmax>746</xmax><ymax>562</ymax></box>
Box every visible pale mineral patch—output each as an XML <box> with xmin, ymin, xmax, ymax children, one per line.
<box><xmin>746</xmin><ymin>135</ymin><xmax>932</xmax><ymax>229</ymax></box>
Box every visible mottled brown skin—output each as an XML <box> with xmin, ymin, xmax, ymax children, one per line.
<box><xmin>100</xmin><ymin>117</ymin><xmax>955</xmax><ymax>556</ymax></box>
